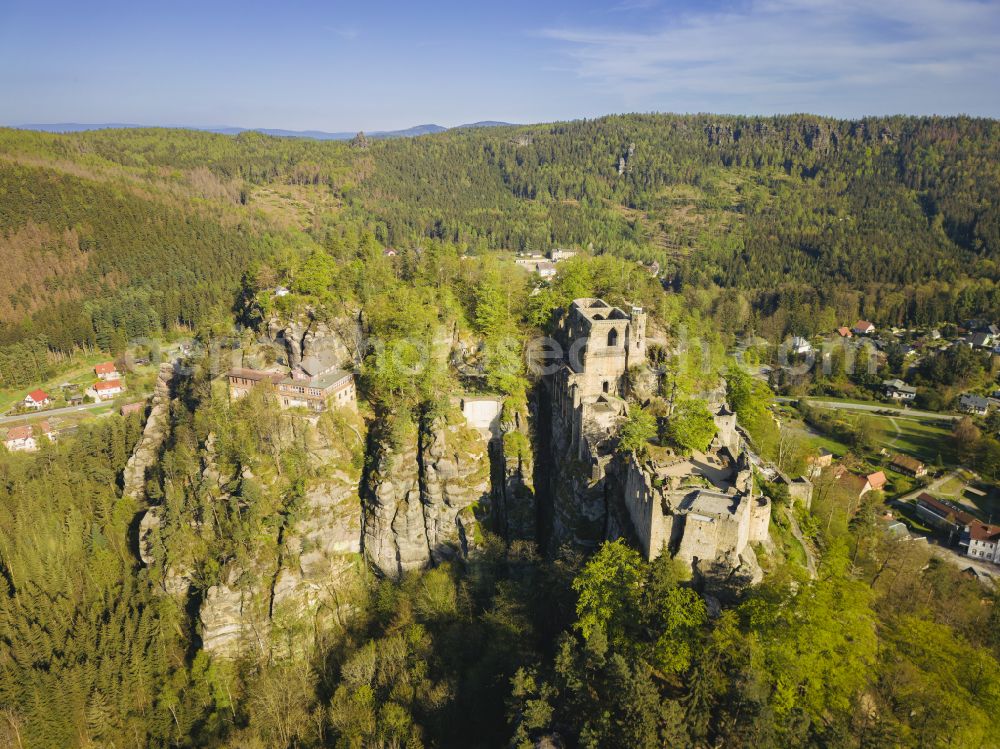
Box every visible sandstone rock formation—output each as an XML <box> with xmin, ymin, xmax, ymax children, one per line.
<box><xmin>123</xmin><ymin>362</ymin><xmax>174</xmax><ymax>501</ymax></box>
<box><xmin>265</xmin><ymin>312</ymin><xmax>361</xmax><ymax>372</ymax></box>
<box><xmin>362</xmin><ymin>411</ymin><xmax>491</xmax><ymax>578</ymax></box>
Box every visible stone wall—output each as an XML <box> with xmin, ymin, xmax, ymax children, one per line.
<box><xmin>622</xmin><ymin>457</ymin><xmax>674</xmax><ymax>561</ymax></box>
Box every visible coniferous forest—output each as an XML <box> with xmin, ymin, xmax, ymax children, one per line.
<box><xmin>0</xmin><ymin>116</ymin><xmax>999</xmax><ymax>748</ymax></box>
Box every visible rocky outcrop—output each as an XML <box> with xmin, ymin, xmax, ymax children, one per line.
<box><xmin>197</xmin><ymin>411</ymin><xmax>367</xmax><ymax>657</ymax></box>
<box><xmin>693</xmin><ymin>546</ymin><xmax>764</xmax><ymax>603</ymax></box>
<box><xmin>123</xmin><ymin>362</ymin><xmax>174</xmax><ymax>501</ymax></box>
<box><xmin>362</xmin><ymin>411</ymin><xmax>491</xmax><ymax>578</ymax></box>
<box><xmin>199</xmin><ymin>465</ymin><xmax>365</xmax><ymax>656</ymax></box>
<box><xmin>265</xmin><ymin>312</ymin><xmax>361</xmax><ymax>372</ymax></box>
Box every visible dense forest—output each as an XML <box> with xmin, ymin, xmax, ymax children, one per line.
<box><xmin>1</xmin><ymin>116</ymin><xmax>1000</xmax><ymax>747</ymax></box>
<box><xmin>2</xmin><ymin>361</ymin><xmax>998</xmax><ymax>747</ymax></box>
<box><xmin>1</xmin><ymin>113</ymin><xmax>999</xmax><ymax>371</ymax></box>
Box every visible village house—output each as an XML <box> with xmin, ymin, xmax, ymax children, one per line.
<box><xmin>24</xmin><ymin>389</ymin><xmax>51</xmax><ymax>410</ymax></box>
<box><xmin>227</xmin><ymin>367</ymin><xmax>357</xmax><ymax>413</ymax></box>
<box><xmin>4</xmin><ymin>425</ymin><xmax>36</xmax><ymax>452</ymax></box>
<box><xmin>959</xmin><ymin>393</ymin><xmax>990</xmax><ymax>416</ymax></box>
<box><xmin>94</xmin><ymin>361</ymin><xmax>120</xmax><ymax>380</ymax></box>
<box><xmin>915</xmin><ymin>493</ymin><xmax>976</xmax><ymax>539</ymax></box>
<box><xmin>832</xmin><ymin>466</ymin><xmax>884</xmax><ymax>502</ymax></box>
<box><xmin>805</xmin><ymin>448</ymin><xmax>834</xmax><ymax>478</ymax></box>
<box><xmin>969</xmin><ymin>331</ymin><xmax>993</xmax><ymax>349</ymax></box>
<box><xmin>836</xmin><ymin>326</ymin><xmax>853</xmax><ymax>338</ymax></box>
<box><xmin>550</xmin><ymin>248</ymin><xmax>577</xmax><ymax>262</ymax></box>
<box><xmin>890</xmin><ymin>453</ymin><xmax>927</xmax><ymax>478</ymax></box>
<box><xmin>866</xmin><ymin>471</ymin><xmax>887</xmax><ymax>492</ymax></box>
<box><xmin>789</xmin><ymin>336</ymin><xmax>813</xmax><ymax>355</ymax></box>
<box><xmin>960</xmin><ymin>521</ymin><xmax>1000</xmax><ymax>563</ymax></box>
<box><xmin>4</xmin><ymin>420</ymin><xmax>55</xmax><ymax>453</ymax></box>
<box><xmin>514</xmin><ymin>255</ymin><xmax>556</xmax><ymax>278</ymax></box>
<box><xmin>882</xmin><ymin>378</ymin><xmax>916</xmax><ymax>401</ymax></box>
<box><xmin>853</xmin><ymin>320</ymin><xmax>876</xmax><ymax>335</ymax></box>
<box><xmin>121</xmin><ymin>401</ymin><xmax>146</xmax><ymax>417</ymax></box>
<box><xmin>87</xmin><ymin>379</ymin><xmax>125</xmax><ymax>402</ymax></box>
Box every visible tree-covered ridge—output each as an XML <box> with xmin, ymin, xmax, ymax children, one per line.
<box><xmin>3</xmin><ymin>112</ymin><xmax>999</xmax><ymax>350</ymax></box>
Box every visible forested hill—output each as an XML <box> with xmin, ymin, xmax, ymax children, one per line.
<box><xmin>0</xmin><ymin>113</ymin><xmax>998</xmax><ymax>357</ymax></box>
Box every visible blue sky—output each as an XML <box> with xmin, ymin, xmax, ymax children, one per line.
<box><xmin>1</xmin><ymin>0</ymin><xmax>998</xmax><ymax>130</ymax></box>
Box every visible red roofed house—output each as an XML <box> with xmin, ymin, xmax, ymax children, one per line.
<box><xmin>4</xmin><ymin>420</ymin><xmax>56</xmax><ymax>453</ymax></box>
<box><xmin>836</xmin><ymin>326</ymin><xmax>853</xmax><ymax>338</ymax></box>
<box><xmin>94</xmin><ymin>361</ymin><xmax>120</xmax><ymax>381</ymax></box>
<box><xmin>961</xmin><ymin>521</ymin><xmax>1000</xmax><ymax>562</ymax></box>
<box><xmin>24</xmin><ymin>389</ymin><xmax>51</xmax><ymax>410</ymax></box>
<box><xmin>832</xmin><ymin>466</ymin><xmax>875</xmax><ymax>504</ymax></box>
<box><xmin>4</xmin><ymin>425</ymin><xmax>36</xmax><ymax>452</ymax></box>
<box><xmin>87</xmin><ymin>378</ymin><xmax>125</xmax><ymax>402</ymax></box>
<box><xmin>866</xmin><ymin>471</ymin><xmax>887</xmax><ymax>492</ymax></box>
<box><xmin>853</xmin><ymin>320</ymin><xmax>876</xmax><ymax>335</ymax></box>
<box><xmin>915</xmin><ymin>493</ymin><xmax>975</xmax><ymax>538</ymax></box>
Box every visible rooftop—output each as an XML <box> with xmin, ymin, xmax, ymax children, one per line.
<box><xmin>917</xmin><ymin>493</ymin><xmax>976</xmax><ymax>525</ymax></box>
<box><xmin>571</xmin><ymin>298</ymin><xmax>630</xmax><ymax>321</ymax></box>
<box><xmin>891</xmin><ymin>454</ymin><xmax>925</xmax><ymax>472</ymax></box>
<box><xmin>681</xmin><ymin>490</ymin><xmax>740</xmax><ymax>519</ymax></box>
<box><xmin>5</xmin><ymin>425</ymin><xmax>32</xmax><ymax>441</ymax></box>
<box><xmin>967</xmin><ymin>522</ymin><xmax>1000</xmax><ymax>543</ymax></box>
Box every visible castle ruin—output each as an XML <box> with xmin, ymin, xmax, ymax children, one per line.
<box><xmin>546</xmin><ymin>298</ymin><xmax>770</xmax><ymax>581</ymax></box>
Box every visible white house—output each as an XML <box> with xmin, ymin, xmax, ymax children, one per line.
<box><xmin>961</xmin><ymin>522</ymin><xmax>1000</xmax><ymax>562</ymax></box>
<box><xmin>882</xmin><ymin>378</ymin><xmax>916</xmax><ymax>401</ymax></box>
<box><xmin>94</xmin><ymin>362</ymin><xmax>119</xmax><ymax>381</ymax></box>
<box><xmin>3</xmin><ymin>421</ymin><xmax>54</xmax><ymax>453</ymax></box>
<box><xmin>4</xmin><ymin>425</ymin><xmax>36</xmax><ymax>452</ymax></box>
<box><xmin>550</xmin><ymin>248</ymin><xmax>577</xmax><ymax>262</ymax></box>
<box><xmin>24</xmin><ymin>389</ymin><xmax>51</xmax><ymax>410</ymax></box>
<box><xmin>853</xmin><ymin>320</ymin><xmax>876</xmax><ymax>335</ymax></box>
<box><xmin>87</xmin><ymin>378</ymin><xmax>125</xmax><ymax>402</ymax></box>
<box><xmin>959</xmin><ymin>393</ymin><xmax>989</xmax><ymax>416</ymax></box>
<box><xmin>789</xmin><ymin>336</ymin><xmax>813</xmax><ymax>355</ymax></box>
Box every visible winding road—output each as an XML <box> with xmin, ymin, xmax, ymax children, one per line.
<box><xmin>776</xmin><ymin>396</ymin><xmax>959</xmax><ymax>422</ymax></box>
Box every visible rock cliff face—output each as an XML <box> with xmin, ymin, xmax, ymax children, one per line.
<box><xmin>265</xmin><ymin>312</ymin><xmax>361</xmax><ymax>371</ymax></box>
<box><xmin>362</xmin><ymin>411</ymin><xmax>491</xmax><ymax>578</ymax></box>
<box><xmin>198</xmin><ymin>472</ymin><xmax>364</xmax><ymax>657</ymax></box>
<box><xmin>542</xmin><ymin>387</ymin><xmax>617</xmax><ymax>551</ymax></box>
<box><xmin>196</xmin><ymin>411</ymin><xmax>367</xmax><ymax>657</ymax></box>
<box><xmin>123</xmin><ymin>362</ymin><xmax>175</xmax><ymax>502</ymax></box>
<box><xmin>491</xmin><ymin>429</ymin><xmax>536</xmax><ymax>542</ymax></box>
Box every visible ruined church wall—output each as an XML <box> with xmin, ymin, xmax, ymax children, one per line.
<box><xmin>623</xmin><ymin>459</ymin><xmax>672</xmax><ymax>561</ymax></box>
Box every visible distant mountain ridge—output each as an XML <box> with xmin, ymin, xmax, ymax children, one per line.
<box><xmin>13</xmin><ymin>120</ymin><xmax>517</xmax><ymax>140</ymax></box>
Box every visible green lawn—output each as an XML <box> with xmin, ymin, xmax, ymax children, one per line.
<box><xmin>874</xmin><ymin>417</ymin><xmax>954</xmax><ymax>465</ymax></box>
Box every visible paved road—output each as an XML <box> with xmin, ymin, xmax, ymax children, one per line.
<box><xmin>776</xmin><ymin>396</ymin><xmax>959</xmax><ymax>422</ymax></box>
<box><xmin>894</xmin><ymin>470</ymin><xmax>962</xmax><ymax>503</ymax></box>
<box><xmin>0</xmin><ymin>400</ymin><xmax>109</xmax><ymax>426</ymax></box>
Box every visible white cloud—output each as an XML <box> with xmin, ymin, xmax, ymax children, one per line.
<box><xmin>541</xmin><ymin>0</ymin><xmax>1000</xmax><ymax>115</ymax></box>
